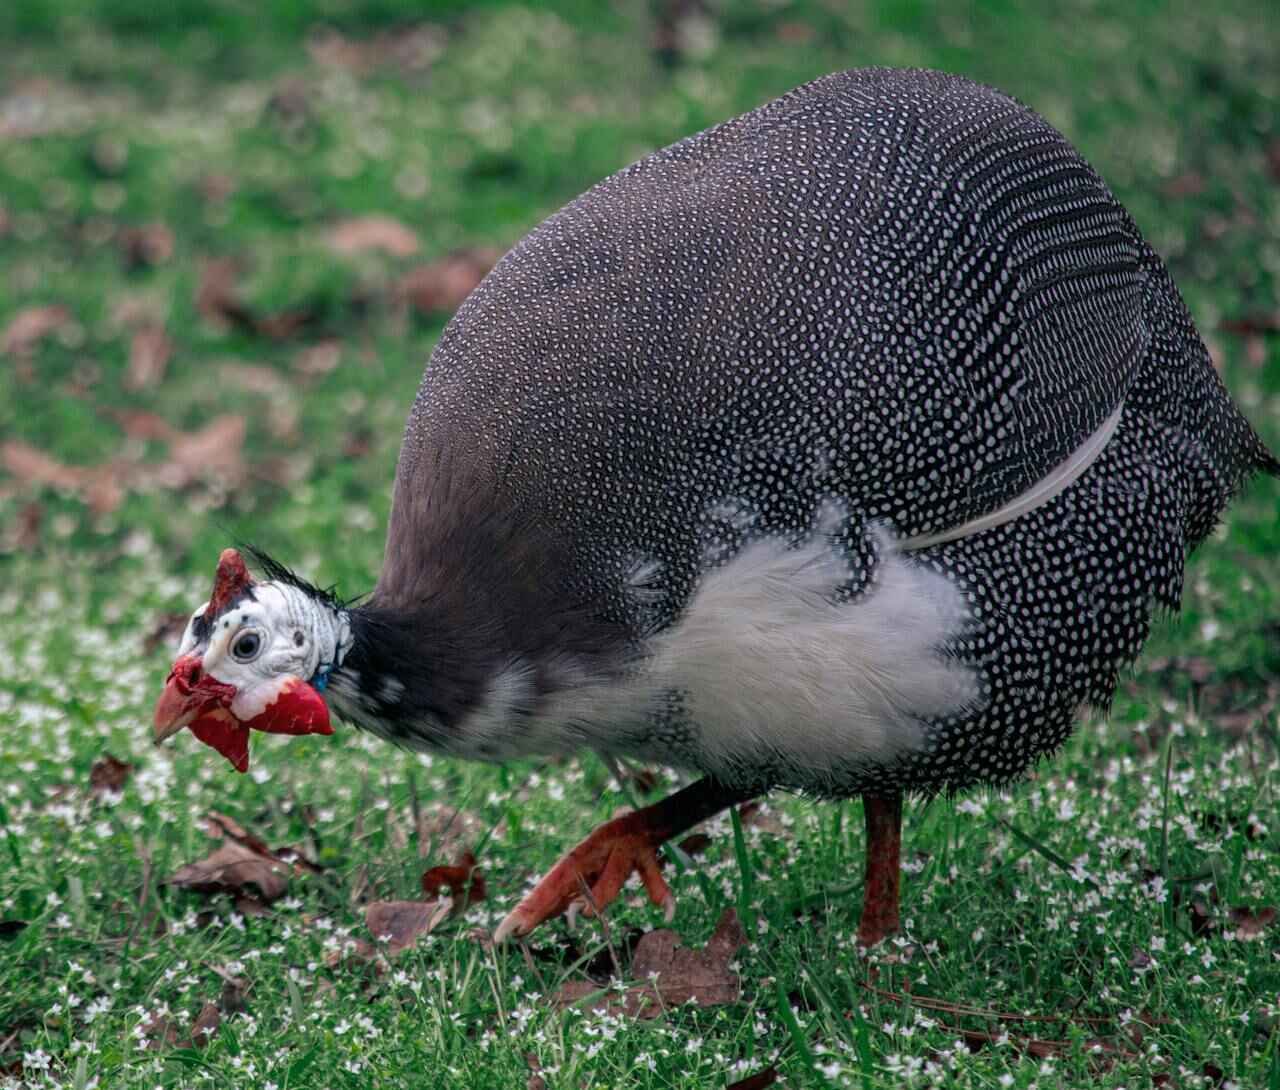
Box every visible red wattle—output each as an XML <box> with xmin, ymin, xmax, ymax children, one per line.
<box><xmin>244</xmin><ymin>677</ymin><xmax>333</xmax><ymax>737</ymax></box>
<box><xmin>190</xmin><ymin>709</ymin><xmax>251</xmax><ymax>773</ymax></box>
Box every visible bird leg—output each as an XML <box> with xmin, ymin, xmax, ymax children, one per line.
<box><xmin>495</xmin><ymin>776</ymin><xmax>754</xmax><ymax>942</ymax></box>
<box><xmin>857</xmin><ymin>793</ymin><xmax>903</xmax><ymax>947</ymax></box>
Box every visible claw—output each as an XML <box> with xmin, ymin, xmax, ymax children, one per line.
<box><xmin>494</xmin><ymin>809</ymin><xmax>674</xmax><ymax>942</ymax></box>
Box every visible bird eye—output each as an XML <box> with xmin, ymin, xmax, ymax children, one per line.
<box><xmin>231</xmin><ymin>629</ymin><xmax>262</xmax><ymax>662</ymax></box>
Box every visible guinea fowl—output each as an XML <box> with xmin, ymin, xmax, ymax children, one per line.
<box><xmin>153</xmin><ymin>68</ymin><xmax>1278</xmax><ymax>947</ymax></box>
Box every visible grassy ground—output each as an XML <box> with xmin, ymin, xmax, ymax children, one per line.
<box><xmin>2</xmin><ymin>1</ymin><xmax>1279</xmax><ymax>1087</ymax></box>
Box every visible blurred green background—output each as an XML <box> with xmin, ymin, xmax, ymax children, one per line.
<box><xmin>1</xmin><ymin>0</ymin><xmax>1277</xmax><ymax>595</ymax></box>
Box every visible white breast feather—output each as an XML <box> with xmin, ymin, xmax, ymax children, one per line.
<box><xmin>646</xmin><ymin>528</ymin><xmax>977</xmax><ymax>782</ymax></box>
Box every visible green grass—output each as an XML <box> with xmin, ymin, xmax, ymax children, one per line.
<box><xmin>2</xmin><ymin>1</ymin><xmax>1279</xmax><ymax>1087</ymax></box>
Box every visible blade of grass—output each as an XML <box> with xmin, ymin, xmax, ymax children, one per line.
<box><xmin>995</xmin><ymin>817</ymin><xmax>1099</xmax><ymax>893</ymax></box>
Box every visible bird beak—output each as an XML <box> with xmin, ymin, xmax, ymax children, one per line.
<box><xmin>153</xmin><ymin>654</ymin><xmax>249</xmax><ymax>769</ymax></box>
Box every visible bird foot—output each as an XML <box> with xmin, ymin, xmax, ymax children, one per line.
<box><xmin>495</xmin><ymin>809</ymin><xmax>674</xmax><ymax>942</ymax></box>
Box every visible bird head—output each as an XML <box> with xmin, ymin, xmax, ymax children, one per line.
<box><xmin>153</xmin><ymin>548</ymin><xmax>350</xmax><ymax>771</ymax></box>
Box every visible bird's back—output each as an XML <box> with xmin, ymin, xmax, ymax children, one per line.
<box><xmin>372</xmin><ymin>68</ymin><xmax>1274</xmax><ymax>790</ymax></box>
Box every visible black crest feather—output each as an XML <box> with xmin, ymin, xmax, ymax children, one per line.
<box><xmin>238</xmin><ymin>543</ymin><xmax>349</xmax><ymax>612</ymax></box>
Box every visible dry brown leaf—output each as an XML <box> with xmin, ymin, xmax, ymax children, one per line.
<box><xmin>126</xmin><ymin>325</ymin><xmax>172</xmax><ymax>391</ymax></box>
<box><xmin>2</xmin><ymin>305</ymin><xmax>70</xmax><ymax>356</ymax></box>
<box><xmin>328</xmin><ymin>216</ymin><xmax>419</xmax><ymax>258</ymax></box>
<box><xmin>196</xmin><ymin>258</ymin><xmax>314</xmax><ymax>339</ymax></box>
<box><xmin>119</xmin><ymin>223</ymin><xmax>175</xmax><ymax>268</ymax></box>
<box><xmin>163</xmin><ymin>414</ymin><xmax>246</xmax><ymax>487</ymax></box>
<box><xmin>737</xmin><ymin>800</ymin><xmax>786</xmax><ymax>836</ymax></box>
<box><xmin>166</xmin><ymin>841</ymin><xmax>291</xmax><ymax>902</ymax></box>
<box><xmin>1</xmin><ymin>440</ymin><xmax>126</xmax><ymax>515</ymax></box>
<box><xmin>396</xmin><ymin>249</ymin><xmax>502</xmax><ymax>315</ymax></box>
<box><xmin>3</xmin><ymin>440</ymin><xmax>86</xmax><ymax>492</ymax></box>
<box><xmin>140</xmin><ymin>1011</ymin><xmax>181</xmax><ymax>1050</ymax></box>
<box><xmin>364</xmin><ymin>899</ymin><xmax>452</xmax><ymax>954</ymax></box>
<box><xmin>202</xmin><ymin>811</ymin><xmax>272</xmax><ymax>854</ymax></box>
<box><xmin>165</xmin><ymin>812</ymin><xmax>320</xmax><ymax>906</ymax></box>
<box><xmin>554</xmin><ymin>908</ymin><xmax>745</xmax><ymax>1019</ymax></box>
<box><xmin>89</xmin><ymin>754</ymin><xmax>133</xmax><ymax>796</ymax></box>
<box><xmin>293</xmin><ymin>340</ymin><xmax>342</xmax><ymax>378</ymax></box>
<box><xmin>7</xmin><ymin>501</ymin><xmax>43</xmax><ymax>552</ymax></box>
<box><xmin>255</xmin><ymin>309</ymin><xmax>317</xmax><ymax>341</ymax></box>
<box><xmin>114</xmin><ymin>409</ymin><xmax>176</xmax><ymax>442</ymax></box>
<box><xmin>189</xmin><ymin>1001</ymin><xmax>220</xmax><ymax>1044</ymax></box>
<box><xmin>677</xmin><ymin>832</ymin><xmax>713</xmax><ymax>857</ymax></box>
<box><xmin>306</xmin><ymin>25</ymin><xmax>443</xmax><ymax>75</ymax></box>
<box><xmin>1230</xmin><ymin>905</ymin><xmax>1276</xmax><ymax>940</ymax></box>
<box><xmin>195</xmin><ymin>258</ymin><xmax>255</xmax><ymax>331</ymax></box>
<box><xmin>631</xmin><ymin>906</ymin><xmax>745</xmax><ymax>1005</ymax></box>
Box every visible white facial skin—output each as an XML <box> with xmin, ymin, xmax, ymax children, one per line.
<box><xmin>177</xmin><ymin>583</ymin><xmax>352</xmax><ymax>720</ymax></box>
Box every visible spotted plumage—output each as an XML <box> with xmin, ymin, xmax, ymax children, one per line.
<box><xmin>156</xmin><ymin>67</ymin><xmax>1276</xmax><ymax>944</ymax></box>
<box><xmin>357</xmin><ymin>67</ymin><xmax>1275</xmax><ymax>795</ymax></box>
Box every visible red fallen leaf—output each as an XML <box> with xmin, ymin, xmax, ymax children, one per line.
<box><xmin>89</xmin><ymin>754</ymin><xmax>133</xmax><ymax>796</ymax></box>
<box><xmin>1</xmin><ymin>305</ymin><xmax>70</xmax><ymax>356</ymax></box>
<box><xmin>119</xmin><ymin>223</ymin><xmax>175</xmax><ymax>268</ymax></box>
<box><xmin>364</xmin><ymin>899</ymin><xmax>452</xmax><ymax>954</ymax></box>
<box><xmin>125</xmin><ymin>325</ymin><xmax>172</xmax><ymax>391</ymax></box>
<box><xmin>327</xmin><ymin>216</ymin><xmax>419</xmax><ymax>258</ymax></box>
<box><xmin>1229</xmin><ymin>905</ymin><xmax>1277</xmax><ymax>940</ymax></box>
<box><xmin>421</xmin><ymin>850</ymin><xmax>486</xmax><ymax>906</ymax></box>
<box><xmin>395</xmin><ymin>249</ymin><xmax>503</xmax><ymax>315</ymax></box>
<box><xmin>553</xmin><ymin>908</ymin><xmax>746</xmax><ymax>1019</ymax></box>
